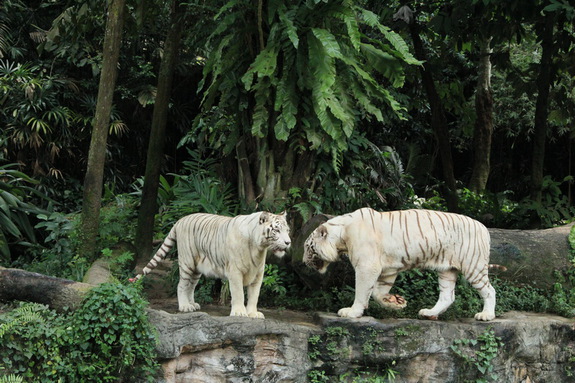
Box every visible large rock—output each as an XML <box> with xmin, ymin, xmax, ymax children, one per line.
<box><xmin>489</xmin><ymin>223</ymin><xmax>574</xmax><ymax>289</ymax></box>
<box><xmin>150</xmin><ymin>308</ymin><xmax>575</xmax><ymax>383</ymax></box>
<box><xmin>149</xmin><ymin>308</ymin><xmax>318</xmax><ymax>383</ymax></box>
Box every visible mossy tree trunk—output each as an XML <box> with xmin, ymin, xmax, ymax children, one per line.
<box><xmin>80</xmin><ymin>0</ymin><xmax>126</xmax><ymax>258</ymax></box>
<box><xmin>237</xmin><ymin>134</ymin><xmax>315</xmax><ymax>210</ymax></box>
<box><xmin>135</xmin><ymin>1</ymin><xmax>185</xmax><ymax>262</ymax></box>
<box><xmin>530</xmin><ymin>13</ymin><xmax>556</xmax><ymax>204</ymax></box>
<box><xmin>469</xmin><ymin>36</ymin><xmax>494</xmax><ymax>193</ymax></box>
<box><xmin>401</xmin><ymin>7</ymin><xmax>459</xmax><ymax>212</ymax></box>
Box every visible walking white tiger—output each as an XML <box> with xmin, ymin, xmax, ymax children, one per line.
<box><xmin>130</xmin><ymin>211</ymin><xmax>291</xmax><ymax>318</ymax></box>
<box><xmin>303</xmin><ymin>207</ymin><xmax>505</xmax><ymax>321</ymax></box>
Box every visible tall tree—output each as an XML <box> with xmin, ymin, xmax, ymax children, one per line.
<box><xmin>530</xmin><ymin>11</ymin><xmax>556</xmax><ymax>203</ymax></box>
<box><xmin>469</xmin><ymin>35</ymin><xmax>494</xmax><ymax>192</ymax></box>
<box><xmin>79</xmin><ymin>0</ymin><xmax>126</xmax><ymax>258</ymax></box>
<box><xmin>394</xmin><ymin>5</ymin><xmax>459</xmax><ymax>211</ymax></box>
<box><xmin>196</xmin><ymin>0</ymin><xmax>420</xmax><ymax>209</ymax></box>
<box><xmin>134</xmin><ymin>0</ymin><xmax>185</xmax><ymax>261</ymax></box>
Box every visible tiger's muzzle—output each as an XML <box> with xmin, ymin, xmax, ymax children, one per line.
<box><xmin>270</xmin><ymin>240</ymin><xmax>291</xmax><ymax>257</ymax></box>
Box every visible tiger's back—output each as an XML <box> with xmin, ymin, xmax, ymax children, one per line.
<box><xmin>374</xmin><ymin>209</ymin><xmax>491</xmax><ymax>279</ymax></box>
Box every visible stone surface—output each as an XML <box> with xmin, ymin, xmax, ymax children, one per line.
<box><xmin>149</xmin><ymin>307</ymin><xmax>319</xmax><ymax>383</ymax></box>
<box><xmin>149</xmin><ymin>308</ymin><xmax>575</xmax><ymax>383</ymax></box>
<box><xmin>489</xmin><ymin>223</ymin><xmax>574</xmax><ymax>289</ymax></box>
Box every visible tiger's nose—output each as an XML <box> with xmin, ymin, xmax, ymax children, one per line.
<box><xmin>285</xmin><ymin>240</ymin><xmax>291</xmax><ymax>246</ymax></box>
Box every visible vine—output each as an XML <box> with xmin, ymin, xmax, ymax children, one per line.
<box><xmin>450</xmin><ymin>328</ymin><xmax>503</xmax><ymax>383</ymax></box>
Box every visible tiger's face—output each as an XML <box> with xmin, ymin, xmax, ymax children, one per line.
<box><xmin>260</xmin><ymin>211</ymin><xmax>291</xmax><ymax>257</ymax></box>
<box><xmin>303</xmin><ymin>224</ymin><xmax>340</xmax><ymax>274</ymax></box>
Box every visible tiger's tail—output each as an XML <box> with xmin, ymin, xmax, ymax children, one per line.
<box><xmin>488</xmin><ymin>264</ymin><xmax>508</xmax><ymax>272</ymax></box>
<box><xmin>128</xmin><ymin>227</ymin><xmax>177</xmax><ymax>282</ymax></box>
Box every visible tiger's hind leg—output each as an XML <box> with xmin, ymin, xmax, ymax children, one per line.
<box><xmin>468</xmin><ymin>271</ymin><xmax>496</xmax><ymax>321</ymax></box>
<box><xmin>419</xmin><ymin>269</ymin><xmax>458</xmax><ymax>320</ymax></box>
<box><xmin>372</xmin><ymin>271</ymin><xmax>407</xmax><ymax>310</ymax></box>
<box><xmin>177</xmin><ymin>267</ymin><xmax>202</xmax><ymax>312</ymax></box>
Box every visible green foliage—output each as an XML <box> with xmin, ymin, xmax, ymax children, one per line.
<box><xmin>131</xmin><ymin>150</ymin><xmax>240</xmax><ymax>235</ymax></box>
<box><xmin>308</xmin><ymin>325</ymin><xmax>398</xmax><ymax>382</ymax></box>
<box><xmin>101</xmin><ymin>247</ymin><xmax>135</xmax><ymax>280</ymax></box>
<box><xmin>262</xmin><ymin>264</ymin><xmax>287</xmax><ymax>297</ymax></box>
<box><xmin>0</xmin><ymin>375</ymin><xmax>23</xmax><ymax>383</ymax></box>
<box><xmin>510</xmin><ymin>176</ymin><xmax>575</xmax><ymax>228</ymax></box>
<box><xmin>23</xmin><ymin>211</ymin><xmax>85</xmax><ymax>280</ymax></box>
<box><xmin>197</xmin><ymin>0</ymin><xmax>419</xmax><ymax>173</ymax></box>
<box><xmin>451</xmin><ymin>328</ymin><xmax>503</xmax><ymax>383</ymax></box>
<box><xmin>0</xmin><ymin>163</ymin><xmax>48</xmax><ymax>263</ymax></box>
<box><xmin>313</xmin><ymin>142</ymin><xmax>414</xmax><ymax>214</ymax></box>
<box><xmin>97</xmin><ymin>194</ymin><xmax>139</xmax><ymax>250</ymax></box>
<box><xmin>0</xmin><ymin>284</ymin><xmax>158</xmax><ymax>382</ymax></box>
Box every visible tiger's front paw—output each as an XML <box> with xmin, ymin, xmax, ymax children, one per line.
<box><xmin>474</xmin><ymin>311</ymin><xmax>495</xmax><ymax>321</ymax></box>
<box><xmin>230</xmin><ymin>306</ymin><xmax>249</xmax><ymax>317</ymax></box>
<box><xmin>179</xmin><ymin>302</ymin><xmax>201</xmax><ymax>312</ymax></box>
<box><xmin>418</xmin><ymin>309</ymin><xmax>439</xmax><ymax>320</ymax></box>
<box><xmin>248</xmin><ymin>311</ymin><xmax>265</xmax><ymax>319</ymax></box>
<box><xmin>337</xmin><ymin>307</ymin><xmax>363</xmax><ymax>318</ymax></box>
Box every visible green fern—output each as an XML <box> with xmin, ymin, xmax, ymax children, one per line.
<box><xmin>0</xmin><ymin>303</ymin><xmax>45</xmax><ymax>338</ymax></box>
<box><xmin>0</xmin><ymin>374</ymin><xmax>24</xmax><ymax>383</ymax></box>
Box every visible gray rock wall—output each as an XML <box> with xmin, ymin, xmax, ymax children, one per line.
<box><xmin>150</xmin><ymin>309</ymin><xmax>575</xmax><ymax>383</ymax></box>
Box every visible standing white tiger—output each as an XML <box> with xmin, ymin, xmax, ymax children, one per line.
<box><xmin>130</xmin><ymin>211</ymin><xmax>291</xmax><ymax>318</ymax></box>
<box><xmin>303</xmin><ymin>207</ymin><xmax>503</xmax><ymax>321</ymax></box>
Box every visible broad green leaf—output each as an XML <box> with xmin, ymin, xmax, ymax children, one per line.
<box><xmin>344</xmin><ymin>13</ymin><xmax>361</xmax><ymax>51</ymax></box>
<box><xmin>241</xmin><ymin>45</ymin><xmax>278</xmax><ymax>90</ymax></box>
<box><xmin>311</xmin><ymin>28</ymin><xmax>342</xmax><ymax>59</ymax></box>
<box><xmin>360</xmin><ymin>43</ymin><xmax>405</xmax><ymax>87</ymax></box>
<box><xmin>278</xmin><ymin>7</ymin><xmax>299</xmax><ymax>49</ymax></box>
<box><xmin>360</xmin><ymin>9</ymin><xmax>421</xmax><ymax>66</ymax></box>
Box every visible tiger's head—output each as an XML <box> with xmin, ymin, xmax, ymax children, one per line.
<box><xmin>303</xmin><ymin>223</ymin><xmax>342</xmax><ymax>274</ymax></box>
<box><xmin>259</xmin><ymin>211</ymin><xmax>291</xmax><ymax>257</ymax></box>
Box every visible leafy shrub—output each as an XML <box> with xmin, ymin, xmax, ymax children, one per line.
<box><xmin>97</xmin><ymin>194</ymin><xmax>139</xmax><ymax>250</ymax></box>
<box><xmin>0</xmin><ymin>283</ymin><xmax>158</xmax><ymax>382</ymax></box>
<box><xmin>20</xmin><ymin>211</ymin><xmax>85</xmax><ymax>280</ymax></box>
<box><xmin>0</xmin><ymin>163</ymin><xmax>49</xmax><ymax>263</ymax></box>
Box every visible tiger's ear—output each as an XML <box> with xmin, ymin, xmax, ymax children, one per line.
<box><xmin>259</xmin><ymin>211</ymin><xmax>271</xmax><ymax>224</ymax></box>
<box><xmin>317</xmin><ymin>224</ymin><xmax>328</xmax><ymax>238</ymax></box>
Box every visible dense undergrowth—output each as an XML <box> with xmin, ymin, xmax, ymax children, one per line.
<box><xmin>0</xmin><ymin>283</ymin><xmax>158</xmax><ymax>382</ymax></box>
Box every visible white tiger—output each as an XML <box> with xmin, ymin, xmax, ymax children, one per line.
<box><xmin>303</xmin><ymin>207</ymin><xmax>503</xmax><ymax>321</ymax></box>
<box><xmin>130</xmin><ymin>211</ymin><xmax>291</xmax><ymax>318</ymax></box>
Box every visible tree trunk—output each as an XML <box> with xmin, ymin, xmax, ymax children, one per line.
<box><xmin>401</xmin><ymin>7</ymin><xmax>458</xmax><ymax>212</ymax></box>
<box><xmin>531</xmin><ymin>13</ymin><xmax>556</xmax><ymax>203</ymax></box>
<box><xmin>135</xmin><ymin>2</ymin><xmax>184</xmax><ymax>262</ymax></box>
<box><xmin>0</xmin><ymin>267</ymin><xmax>93</xmax><ymax>312</ymax></box>
<box><xmin>469</xmin><ymin>36</ymin><xmax>494</xmax><ymax>193</ymax></box>
<box><xmin>79</xmin><ymin>0</ymin><xmax>126</xmax><ymax>258</ymax></box>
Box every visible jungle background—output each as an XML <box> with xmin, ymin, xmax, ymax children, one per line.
<box><xmin>1</xmin><ymin>0</ymin><xmax>575</xmax><ymax>381</ymax></box>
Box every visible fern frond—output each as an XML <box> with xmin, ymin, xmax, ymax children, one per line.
<box><xmin>360</xmin><ymin>42</ymin><xmax>405</xmax><ymax>87</ymax></box>
<box><xmin>278</xmin><ymin>6</ymin><xmax>299</xmax><ymax>49</ymax></box>
<box><xmin>251</xmin><ymin>81</ymin><xmax>271</xmax><ymax>137</ymax></box>
<box><xmin>311</xmin><ymin>28</ymin><xmax>342</xmax><ymax>59</ymax></box>
<box><xmin>241</xmin><ymin>44</ymin><xmax>279</xmax><ymax>90</ymax></box>
<box><xmin>359</xmin><ymin>8</ymin><xmax>421</xmax><ymax>66</ymax></box>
